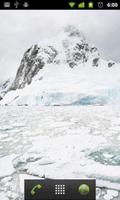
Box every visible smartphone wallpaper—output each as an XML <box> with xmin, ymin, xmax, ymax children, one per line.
<box><xmin>0</xmin><ymin>11</ymin><xmax>120</xmax><ymax>200</ymax></box>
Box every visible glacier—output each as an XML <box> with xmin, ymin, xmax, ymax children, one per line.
<box><xmin>1</xmin><ymin>63</ymin><xmax>120</xmax><ymax>106</ymax></box>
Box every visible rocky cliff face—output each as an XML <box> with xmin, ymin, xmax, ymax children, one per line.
<box><xmin>0</xmin><ymin>79</ymin><xmax>12</xmax><ymax>98</ymax></box>
<box><xmin>62</xmin><ymin>25</ymin><xmax>100</xmax><ymax>68</ymax></box>
<box><xmin>10</xmin><ymin>44</ymin><xmax>58</xmax><ymax>90</ymax></box>
<box><xmin>10</xmin><ymin>25</ymin><xmax>100</xmax><ymax>90</ymax></box>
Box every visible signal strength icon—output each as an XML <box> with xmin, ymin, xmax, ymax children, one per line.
<box><xmin>68</xmin><ymin>2</ymin><xmax>76</xmax><ymax>8</ymax></box>
<box><xmin>78</xmin><ymin>2</ymin><xmax>85</xmax><ymax>8</ymax></box>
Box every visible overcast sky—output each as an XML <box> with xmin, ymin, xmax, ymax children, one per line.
<box><xmin>0</xmin><ymin>10</ymin><xmax>120</xmax><ymax>80</ymax></box>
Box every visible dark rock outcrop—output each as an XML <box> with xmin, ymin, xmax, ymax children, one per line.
<box><xmin>108</xmin><ymin>61</ymin><xmax>115</xmax><ymax>68</ymax></box>
<box><xmin>0</xmin><ymin>96</ymin><xmax>3</xmax><ymax>101</ymax></box>
<box><xmin>93</xmin><ymin>58</ymin><xmax>99</xmax><ymax>67</ymax></box>
<box><xmin>0</xmin><ymin>79</ymin><xmax>12</xmax><ymax>96</ymax></box>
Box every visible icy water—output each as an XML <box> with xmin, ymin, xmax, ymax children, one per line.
<box><xmin>0</xmin><ymin>106</ymin><xmax>120</xmax><ymax>200</ymax></box>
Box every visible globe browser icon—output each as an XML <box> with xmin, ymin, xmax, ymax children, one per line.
<box><xmin>78</xmin><ymin>184</ymin><xmax>90</xmax><ymax>196</ymax></box>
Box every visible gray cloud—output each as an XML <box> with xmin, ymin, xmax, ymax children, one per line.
<box><xmin>0</xmin><ymin>10</ymin><xmax>120</xmax><ymax>80</ymax></box>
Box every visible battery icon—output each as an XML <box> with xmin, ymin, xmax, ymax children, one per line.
<box><xmin>88</xmin><ymin>1</ymin><xmax>94</xmax><ymax>8</ymax></box>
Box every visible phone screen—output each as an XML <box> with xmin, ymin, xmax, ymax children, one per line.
<box><xmin>0</xmin><ymin>4</ymin><xmax>120</xmax><ymax>200</ymax></box>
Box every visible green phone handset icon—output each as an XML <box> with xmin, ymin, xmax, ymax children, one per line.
<box><xmin>31</xmin><ymin>184</ymin><xmax>43</xmax><ymax>196</ymax></box>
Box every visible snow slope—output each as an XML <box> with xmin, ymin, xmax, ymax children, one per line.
<box><xmin>1</xmin><ymin>62</ymin><xmax>120</xmax><ymax>106</ymax></box>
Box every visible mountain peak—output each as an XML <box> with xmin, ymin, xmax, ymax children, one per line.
<box><xmin>64</xmin><ymin>25</ymin><xmax>85</xmax><ymax>40</ymax></box>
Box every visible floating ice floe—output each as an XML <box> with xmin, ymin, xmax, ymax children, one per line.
<box><xmin>0</xmin><ymin>193</ymin><xmax>9</xmax><ymax>200</ymax></box>
<box><xmin>0</xmin><ymin>155</ymin><xmax>16</xmax><ymax>178</ymax></box>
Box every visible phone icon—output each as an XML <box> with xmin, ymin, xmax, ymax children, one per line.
<box><xmin>30</xmin><ymin>184</ymin><xmax>43</xmax><ymax>196</ymax></box>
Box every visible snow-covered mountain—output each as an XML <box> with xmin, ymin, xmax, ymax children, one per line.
<box><xmin>0</xmin><ymin>25</ymin><xmax>120</xmax><ymax>106</ymax></box>
<box><xmin>10</xmin><ymin>25</ymin><xmax>101</xmax><ymax>90</ymax></box>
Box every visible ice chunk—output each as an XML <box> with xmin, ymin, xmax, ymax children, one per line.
<box><xmin>0</xmin><ymin>193</ymin><xmax>9</xmax><ymax>200</ymax></box>
<box><xmin>0</xmin><ymin>155</ymin><xmax>15</xmax><ymax>177</ymax></box>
